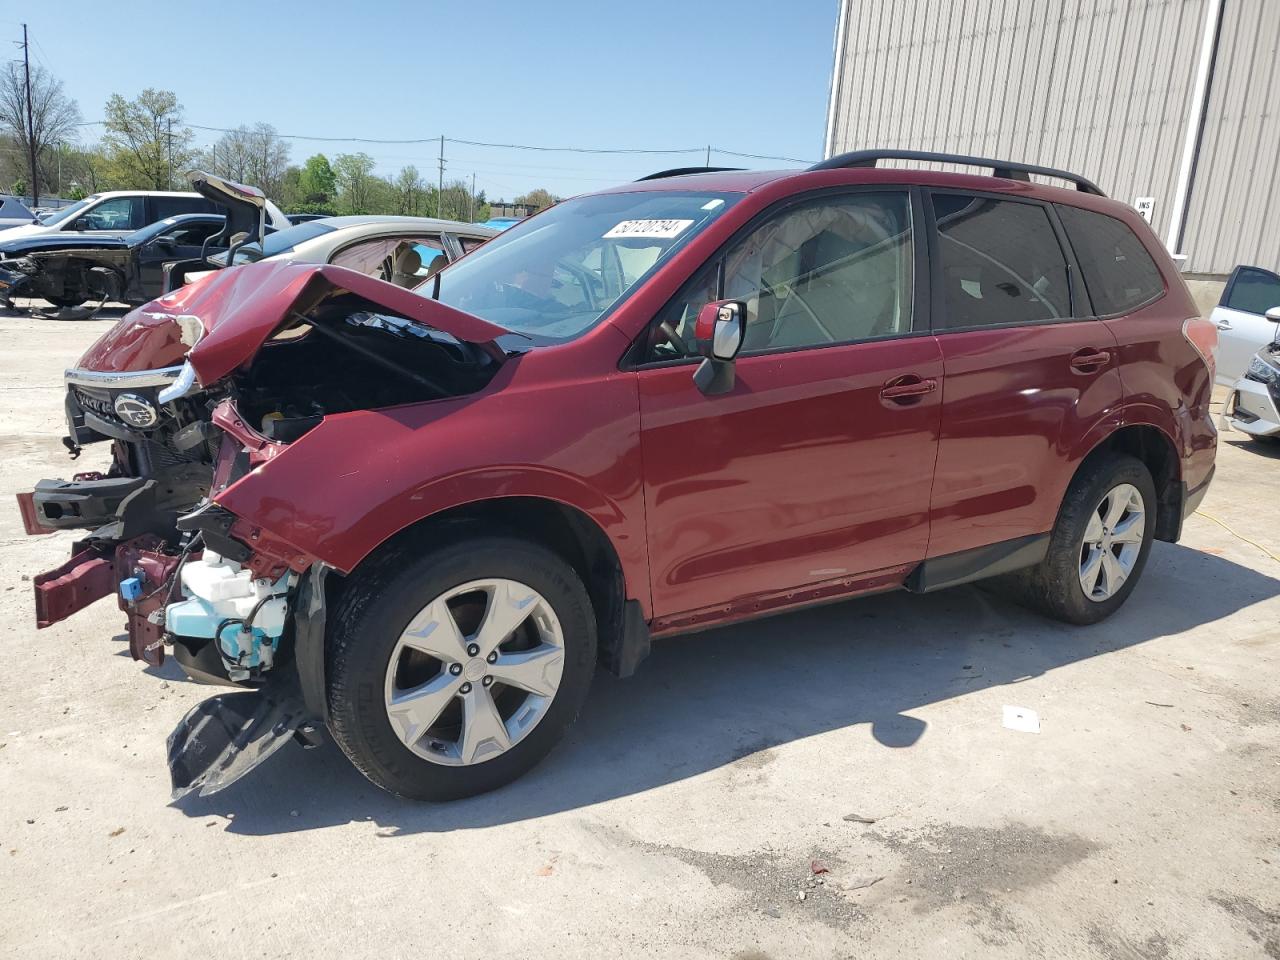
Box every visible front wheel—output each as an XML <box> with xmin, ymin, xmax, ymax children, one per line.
<box><xmin>1007</xmin><ymin>453</ymin><xmax>1157</xmax><ymax>625</ymax></box>
<box><xmin>326</xmin><ymin>537</ymin><xmax>597</xmax><ymax>800</ymax></box>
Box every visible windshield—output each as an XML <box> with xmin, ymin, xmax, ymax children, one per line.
<box><xmin>210</xmin><ymin>219</ymin><xmax>336</xmax><ymax>265</ymax></box>
<box><xmin>39</xmin><ymin>197</ymin><xmax>95</xmax><ymax>227</ymax></box>
<box><xmin>429</xmin><ymin>190</ymin><xmax>739</xmax><ymax>343</ymax></box>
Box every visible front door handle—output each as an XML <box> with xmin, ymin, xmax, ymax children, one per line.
<box><xmin>1216</xmin><ymin>320</ymin><xmax>1232</xmax><ymax>330</ymax></box>
<box><xmin>1069</xmin><ymin>349</ymin><xmax>1111</xmax><ymax>373</ymax></box>
<box><xmin>880</xmin><ymin>375</ymin><xmax>938</xmax><ymax>403</ymax></box>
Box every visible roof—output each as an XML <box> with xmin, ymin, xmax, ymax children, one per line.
<box><xmin>311</xmin><ymin>215</ymin><xmax>498</xmax><ymax>237</ymax></box>
<box><xmin>597</xmin><ymin>164</ymin><xmax>1132</xmax><ymax>215</ymax></box>
<box><xmin>87</xmin><ymin>190</ymin><xmax>205</xmax><ymax>199</ymax></box>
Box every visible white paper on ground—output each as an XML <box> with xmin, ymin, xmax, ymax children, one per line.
<box><xmin>1002</xmin><ymin>705</ymin><xmax>1041</xmax><ymax>733</ymax></box>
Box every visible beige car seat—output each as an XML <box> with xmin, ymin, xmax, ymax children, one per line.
<box><xmin>391</xmin><ymin>246</ymin><xmax>423</xmax><ymax>288</ymax></box>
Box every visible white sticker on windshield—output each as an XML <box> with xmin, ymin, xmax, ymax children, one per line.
<box><xmin>604</xmin><ymin>219</ymin><xmax>694</xmax><ymax>239</ymax></box>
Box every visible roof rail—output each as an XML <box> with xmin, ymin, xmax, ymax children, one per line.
<box><xmin>809</xmin><ymin>149</ymin><xmax>1105</xmax><ymax>196</ymax></box>
<box><xmin>636</xmin><ymin>166</ymin><xmax>744</xmax><ymax>181</ymax></box>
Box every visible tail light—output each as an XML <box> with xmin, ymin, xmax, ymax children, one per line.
<box><xmin>1183</xmin><ymin>316</ymin><xmax>1217</xmax><ymax>383</ymax></box>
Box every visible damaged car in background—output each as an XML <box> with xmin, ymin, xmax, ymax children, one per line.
<box><xmin>0</xmin><ymin>172</ymin><xmax>288</xmax><ymax>313</ymax></box>
<box><xmin>16</xmin><ymin>153</ymin><xmax>1216</xmax><ymax>802</ymax></box>
<box><xmin>0</xmin><ymin>214</ymin><xmax>229</xmax><ymax>313</ymax></box>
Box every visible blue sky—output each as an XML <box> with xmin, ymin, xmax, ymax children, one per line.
<box><xmin>13</xmin><ymin>0</ymin><xmax>839</xmax><ymax>201</ymax></box>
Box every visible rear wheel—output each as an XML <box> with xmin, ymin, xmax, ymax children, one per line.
<box><xmin>1006</xmin><ymin>453</ymin><xmax>1156</xmax><ymax>625</ymax></box>
<box><xmin>326</xmin><ymin>537</ymin><xmax>596</xmax><ymax>800</ymax></box>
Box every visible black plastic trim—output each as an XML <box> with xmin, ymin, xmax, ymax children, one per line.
<box><xmin>811</xmin><ymin>149</ymin><xmax>1105</xmax><ymax>196</ymax></box>
<box><xmin>599</xmin><ymin>598</ymin><xmax>650</xmax><ymax>679</ymax></box>
<box><xmin>905</xmin><ymin>534</ymin><xmax>1050</xmax><ymax>594</ymax></box>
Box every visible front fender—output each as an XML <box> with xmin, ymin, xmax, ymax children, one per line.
<box><xmin>213</xmin><ymin>368</ymin><xmax>650</xmax><ymax>613</ymax></box>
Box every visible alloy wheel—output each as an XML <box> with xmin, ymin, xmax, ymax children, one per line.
<box><xmin>1078</xmin><ymin>482</ymin><xmax>1146</xmax><ymax>602</ymax></box>
<box><xmin>383</xmin><ymin>578</ymin><xmax>566</xmax><ymax>766</ymax></box>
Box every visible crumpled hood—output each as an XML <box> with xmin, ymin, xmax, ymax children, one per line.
<box><xmin>75</xmin><ymin>260</ymin><xmax>513</xmax><ymax>384</ymax></box>
<box><xmin>0</xmin><ymin>235</ymin><xmax>130</xmax><ymax>257</ymax></box>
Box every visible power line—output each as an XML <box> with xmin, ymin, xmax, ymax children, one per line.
<box><xmin>74</xmin><ymin>119</ymin><xmax>813</xmax><ymax>164</ymax></box>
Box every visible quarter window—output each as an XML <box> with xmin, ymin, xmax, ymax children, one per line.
<box><xmin>153</xmin><ymin>196</ymin><xmax>215</xmax><ymax>220</ymax></box>
<box><xmin>933</xmin><ymin>194</ymin><xmax>1070</xmax><ymax>328</ymax></box>
<box><xmin>1056</xmin><ymin>204</ymin><xmax>1164</xmax><ymax>315</ymax></box>
<box><xmin>1221</xmin><ymin>265</ymin><xmax>1280</xmax><ymax>316</ymax></box>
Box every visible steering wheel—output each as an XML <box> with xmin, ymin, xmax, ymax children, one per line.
<box><xmin>658</xmin><ymin>320</ymin><xmax>690</xmax><ymax>356</ymax></box>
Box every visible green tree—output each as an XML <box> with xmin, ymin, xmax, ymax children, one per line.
<box><xmin>297</xmin><ymin>153</ymin><xmax>337</xmax><ymax>207</ymax></box>
<box><xmin>200</xmin><ymin>122</ymin><xmax>290</xmax><ymax>197</ymax></box>
<box><xmin>0</xmin><ymin>63</ymin><xmax>81</xmax><ymax>205</ymax></box>
<box><xmin>514</xmin><ymin>187</ymin><xmax>557</xmax><ymax>212</ymax></box>
<box><xmin>333</xmin><ymin>152</ymin><xmax>377</xmax><ymax>214</ymax></box>
<box><xmin>393</xmin><ymin>165</ymin><xmax>424</xmax><ymax>216</ymax></box>
<box><xmin>101</xmin><ymin>89</ymin><xmax>195</xmax><ymax>189</ymax></box>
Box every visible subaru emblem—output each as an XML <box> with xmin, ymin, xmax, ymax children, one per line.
<box><xmin>113</xmin><ymin>393</ymin><xmax>159</xmax><ymax>428</ymax></box>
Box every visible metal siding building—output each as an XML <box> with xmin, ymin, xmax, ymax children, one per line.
<box><xmin>824</xmin><ymin>0</ymin><xmax>1280</xmax><ymax>277</ymax></box>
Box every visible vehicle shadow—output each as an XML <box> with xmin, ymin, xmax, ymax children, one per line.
<box><xmin>1</xmin><ymin>299</ymin><xmax>130</xmax><ymax>321</ymax></box>
<box><xmin>172</xmin><ymin>541</ymin><xmax>1280</xmax><ymax>834</ymax></box>
<box><xmin>1223</xmin><ymin>435</ymin><xmax>1280</xmax><ymax>460</ymax></box>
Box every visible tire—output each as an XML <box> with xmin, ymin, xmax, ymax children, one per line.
<box><xmin>1005</xmin><ymin>452</ymin><xmax>1157</xmax><ymax>625</ymax></box>
<box><xmin>326</xmin><ymin>536</ymin><xmax>596</xmax><ymax>800</ymax></box>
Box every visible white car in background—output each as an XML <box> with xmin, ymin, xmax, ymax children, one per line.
<box><xmin>187</xmin><ymin>215</ymin><xmax>496</xmax><ymax>287</ymax></box>
<box><xmin>0</xmin><ymin>189</ymin><xmax>290</xmax><ymax>245</ymax></box>
<box><xmin>1212</xmin><ymin>263</ymin><xmax>1280</xmax><ymax>385</ymax></box>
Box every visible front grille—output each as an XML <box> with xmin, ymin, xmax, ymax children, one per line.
<box><xmin>72</xmin><ymin>386</ymin><xmax>125</xmax><ymax>428</ymax></box>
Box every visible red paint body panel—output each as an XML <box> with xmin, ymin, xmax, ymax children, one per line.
<box><xmin>638</xmin><ymin>337</ymin><xmax>943</xmax><ymax>618</ymax></box>
<box><xmin>928</xmin><ymin>321</ymin><xmax>1123</xmax><ymax>556</ymax></box>
<box><xmin>213</xmin><ymin>327</ymin><xmax>655</xmax><ymax>614</ymax></box>
<box><xmin>181</xmin><ymin>262</ymin><xmax>511</xmax><ymax>384</ymax></box>
<box><xmin>14</xmin><ymin>491</ymin><xmax>50</xmax><ymax>536</ymax></box>
<box><xmin>76</xmin><ymin>304</ymin><xmax>194</xmax><ymax>372</ymax></box>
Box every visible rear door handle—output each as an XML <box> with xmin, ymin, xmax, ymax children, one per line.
<box><xmin>1069</xmin><ymin>349</ymin><xmax>1111</xmax><ymax>372</ymax></box>
<box><xmin>1216</xmin><ymin>320</ymin><xmax>1232</xmax><ymax>330</ymax></box>
<box><xmin>880</xmin><ymin>375</ymin><xmax>938</xmax><ymax>402</ymax></box>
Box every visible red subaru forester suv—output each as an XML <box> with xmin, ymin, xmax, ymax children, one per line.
<box><xmin>18</xmin><ymin>152</ymin><xmax>1217</xmax><ymax>800</ymax></box>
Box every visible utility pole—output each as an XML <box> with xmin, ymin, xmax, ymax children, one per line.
<box><xmin>20</xmin><ymin>25</ymin><xmax>38</xmax><ymax>208</ymax></box>
<box><xmin>166</xmin><ymin>118</ymin><xmax>173</xmax><ymax>190</ymax></box>
<box><xmin>437</xmin><ymin>135</ymin><xmax>445</xmax><ymax>218</ymax></box>
<box><xmin>705</xmin><ymin>145</ymin><xmax>711</xmax><ymax>166</ymax></box>
<box><xmin>469</xmin><ymin>172</ymin><xmax>475</xmax><ymax>222</ymax></box>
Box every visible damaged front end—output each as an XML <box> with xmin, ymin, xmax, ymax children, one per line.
<box><xmin>17</xmin><ymin>261</ymin><xmax>513</xmax><ymax>796</ymax></box>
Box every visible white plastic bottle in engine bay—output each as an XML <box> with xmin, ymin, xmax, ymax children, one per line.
<box><xmin>165</xmin><ymin>550</ymin><xmax>290</xmax><ymax>639</ymax></box>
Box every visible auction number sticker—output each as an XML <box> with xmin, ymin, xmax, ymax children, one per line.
<box><xmin>604</xmin><ymin>219</ymin><xmax>694</xmax><ymax>239</ymax></box>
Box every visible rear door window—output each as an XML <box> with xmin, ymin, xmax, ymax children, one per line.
<box><xmin>1221</xmin><ymin>265</ymin><xmax>1280</xmax><ymax>316</ymax></box>
<box><xmin>932</xmin><ymin>193</ymin><xmax>1071</xmax><ymax>328</ymax></box>
<box><xmin>1055</xmin><ymin>204</ymin><xmax>1165</xmax><ymax>316</ymax></box>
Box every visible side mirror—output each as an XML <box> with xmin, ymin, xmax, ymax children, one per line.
<box><xmin>692</xmin><ymin>299</ymin><xmax>745</xmax><ymax>395</ymax></box>
<box><xmin>150</xmin><ymin>236</ymin><xmax>176</xmax><ymax>250</ymax></box>
<box><xmin>71</xmin><ymin>218</ymin><xmax>91</xmax><ymax>231</ymax></box>
<box><xmin>1265</xmin><ymin>306</ymin><xmax>1280</xmax><ymax>322</ymax></box>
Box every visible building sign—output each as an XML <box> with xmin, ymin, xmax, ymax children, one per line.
<box><xmin>1134</xmin><ymin>197</ymin><xmax>1155</xmax><ymax>223</ymax></box>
